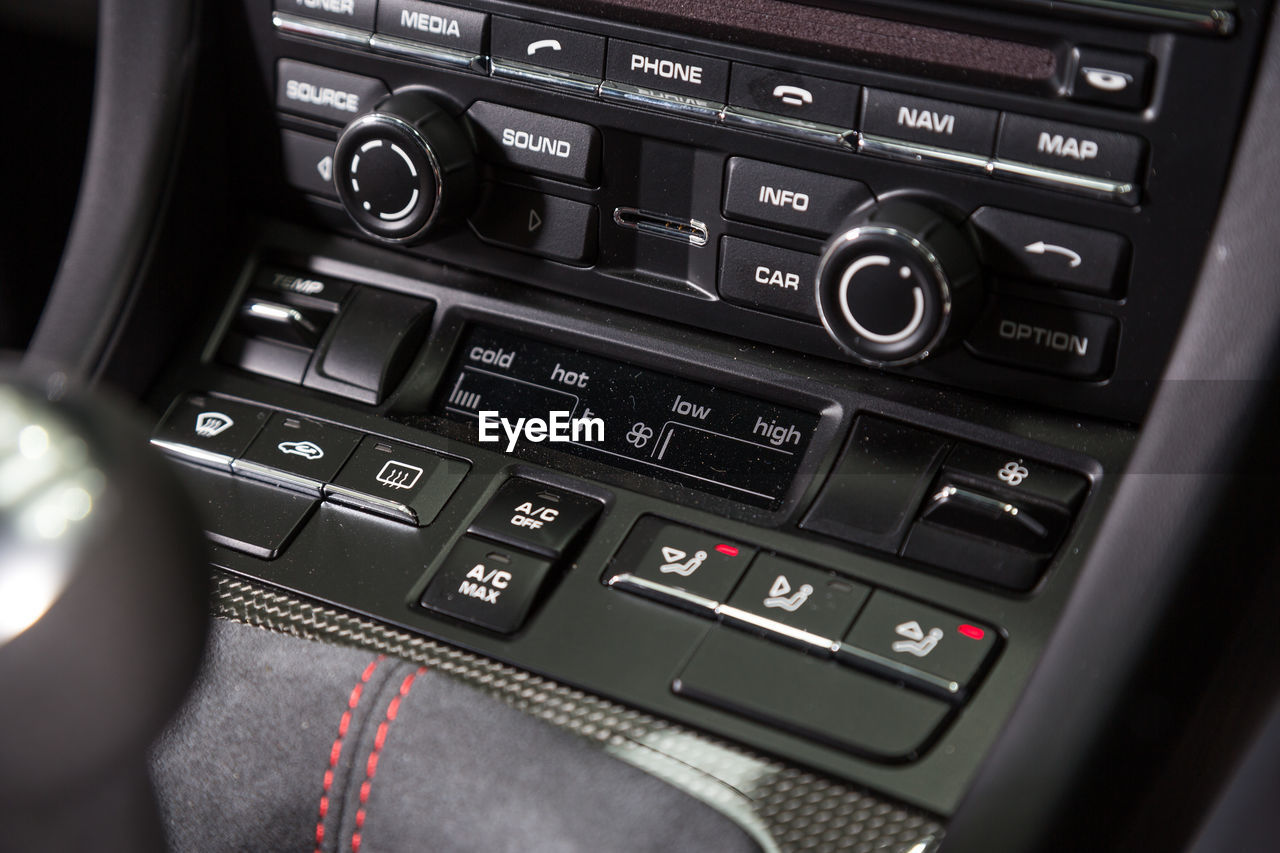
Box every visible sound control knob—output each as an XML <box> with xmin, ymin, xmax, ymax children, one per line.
<box><xmin>333</xmin><ymin>91</ymin><xmax>477</xmax><ymax>243</ymax></box>
<box><xmin>815</xmin><ymin>199</ymin><xmax>981</xmax><ymax>366</ymax></box>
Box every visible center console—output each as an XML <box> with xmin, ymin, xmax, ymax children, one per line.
<box><xmin>145</xmin><ymin>0</ymin><xmax>1264</xmax><ymax>832</ymax></box>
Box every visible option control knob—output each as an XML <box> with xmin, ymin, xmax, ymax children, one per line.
<box><xmin>333</xmin><ymin>91</ymin><xmax>477</xmax><ymax>243</ymax></box>
<box><xmin>815</xmin><ymin>199</ymin><xmax>981</xmax><ymax>366</ymax></box>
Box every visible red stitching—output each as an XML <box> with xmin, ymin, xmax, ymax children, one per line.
<box><xmin>351</xmin><ymin>667</ymin><xmax>427</xmax><ymax>853</ymax></box>
<box><xmin>314</xmin><ymin>656</ymin><xmax>383</xmax><ymax>853</ymax></box>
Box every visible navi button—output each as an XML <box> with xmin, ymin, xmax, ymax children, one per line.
<box><xmin>603</xmin><ymin>517</ymin><xmax>756</xmax><ymax>613</ymax></box>
<box><xmin>234</xmin><ymin>413</ymin><xmax>361</xmax><ymax>494</ymax></box>
<box><xmin>151</xmin><ymin>394</ymin><xmax>271</xmax><ymax>470</ymax></box>
<box><xmin>327</xmin><ymin>436</ymin><xmax>470</xmax><ymax>525</ymax></box>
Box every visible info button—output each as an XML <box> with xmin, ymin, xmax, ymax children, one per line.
<box><xmin>723</xmin><ymin>158</ymin><xmax>871</xmax><ymax>238</ymax></box>
<box><xmin>327</xmin><ymin>436</ymin><xmax>470</xmax><ymax>525</ymax></box>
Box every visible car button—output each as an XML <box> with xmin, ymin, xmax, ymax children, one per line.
<box><xmin>274</xmin><ymin>0</ymin><xmax>377</xmax><ymax>31</ymax></box>
<box><xmin>490</xmin><ymin>18</ymin><xmax>605</xmax><ymax>79</ymax></box>
<box><xmin>276</xmin><ymin>59</ymin><xmax>388</xmax><ymax>125</ymax></box>
<box><xmin>466</xmin><ymin>102</ymin><xmax>601</xmax><ymax>185</ymax></box>
<box><xmin>996</xmin><ymin>114</ymin><xmax>1145</xmax><ymax>184</ymax></box>
<box><xmin>861</xmin><ymin>88</ymin><xmax>998</xmax><ymax>156</ymax></box>
<box><xmin>375</xmin><ymin>0</ymin><xmax>488</xmax><ymax>54</ymax></box>
<box><xmin>720</xmin><ymin>554</ymin><xmax>870</xmax><ymax>652</ymax></box>
<box><xmin>605</xmin><ymin>39</ymin><xmax>729</xmax><ymax>102</ymax></box>
<box><xmin>727</xmin><ymin>63</ymin><xmax>858</xmax><ymax>128</ymax></box>
<box><xmin>840</xmin><ymin>591</ymin><xmax>997</xmax><ymax>697</ymax></box>
<box><xmin>965</xmin><ymin>296</ymin><xmax>1119</xmax><ymax>380</ymax></box>
<box><xmin>419</xmin><ymin>535</ymin><xmax>555</xmax><ymax>633</ymax></box>
<box><xmin>151</xmin><ymin>394</ymin><xmax>271</xmax><ymax>470</ymax></box>
<box><xmin>603</xmin><ymin>517</ymin><xmax>756</xmax><ymax>613</ymax></box>
<box><xmin>327</xmin><ymin>437</ymin><xmax>469</xmax><ymax>525</ymax></box>
<box><xmin>970</xmin><ymin>207</ymin><xmax>1129</xmax><ymax>297</ymax></box>
<box><xmin>718</xmin><ymin>237</ymin><xmax>820</xmax><ymax>322</ymax></box>
<box><xmin>469</xmin><ymin>185</ymin><xmax>597</xmax><ymax>263</ymax></box>
<box><xmin>234</xmin><ymin>413</ymin><xmax>361</xmax><ymax>494</ymax></box>
<box><xmin>468</xmin><ymin>478</ymin><xmax>601</xmax><ymax>557</ymax></box>
<box><xmin>280</xmin><ymin>130</ymin><xmax>338</xmax><ymax>201</ymax></box>
<box><xmin>674</xmin><ymin>629</ymin><xmax>951</xmax><ymax>760</ymax></box>
<box><xmin>1071</xmin><ymin>46</ymin><xmax>1153</xmax><ymax>110</ymax></box>
<box><xmin>722</xmin><ymin>158</ymin><xmax>871</xmax><ymax>237</ymax></box>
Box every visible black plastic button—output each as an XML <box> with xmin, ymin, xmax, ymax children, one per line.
<box><xmin>970</xmin><ymin>207</ymin><xmax>1129</xmax><ymax>297</ymax></box>
<box><xmin>420</xmin><ymin>536</ymin><xmax>555</xmax><ymax>633</ymax></box>
<box><xmin>728</xmin><ymin>64</ymin><xmax>859</xmax><ymax>128</ymax></box>
<box><xmin>280</xmin><ymin>130</ymin><xmax>338</xmax><ymax>200</ymax></box>
<box><xmin>721</xmin><ymin>554</ymin><xmax>870</xmax><ymax>650</ymax></box>
<box><xmin>252</xmin><ymin>267</ymin><xmax>353</xmax><ymax>314</ymax></box>
<box><xmin>175</xmin><ymin>461</ymin><xmax>317</xmax><ymax>560</ymax></box>
<box><xmin>801</xmin><ymin>416</ymin><xmax>950</xmax><ymax>552</ymax></box>
<box><xmin>468</xmin><ymin>479</ymin><xmax>600</xmax><ymax>557</ymax></box>
<box><xmin>469</xmin><ymin>185</ymin><xmax>597</xmax><ymax>263</ymax></box>
<box><xmin>234</xmin><ymin>413</ymin><xmax>362</xmax><ymax>494</ymax></box>
<box><xmin>943</xmin><ymin>443</ymin><xmax>1088</xmax><ymax>510</ymax></box>
<box><xmin>902</xmin><ymin>517</ymin><xmax>1051</xmax><ymax>592</ymax></box>
<box><xmin>605</xmin><ymin>39</ymin><xmax>729</xmax><ymax>102</ymax></box>
<box><xmin>603</xmin><ymin>517</ymin><xmax>756</xmax><ymax>612</ymax></box>
<box><xmin>840</xmin><ymin>591</ymin><xmax>997</xmax><ymax>696</ymax></box>
<box><xmin>327</xmin><ymin>437</ymin><xmax>470</xmax><ymax>525</ymax></box>
<box><xmin>718</xmin><ymin>237</ymin><xmax>820</xmax><ymax>323</ymax></box>
<box><xmin>997</xmin><ymin>114</ymin><xmax>1145</xmax><ymax>184</ymax></box>
<box><xmin>490</xmin><ymin>18</ymin><xmax>605</xmax><ymax>79</ymax></box>
<box><xmin>1071</xmin><ymin>46</ymin><xmax>1153</xmax><ymax>110</ymax></box>
<box><xmin>306</xmin><ymin>288</ymin><xmax>434</xmax><ymax>405</ymax></box>
<box><xmin>276</xmin><ymin>59</ymin><xmax>388</xmax><ymax>125</ymax></box>
<box><xmin>375</xmin><ymin>0</ymin><xmax>488</xmax><ymax>54</ymax></box>
<box><xmin>151</xmin><ymin>394</ymin><xmax>271</xmax><ymax>470</ymax></box>
<box><xmin>861</xmin><ymin>89</ymin><xmax>998</xmax><ymax>155</ymax></box>
<box><xmin>219</xmin><ymin>335</ymin><xmax>313</xmax><ymax>384</ymax></box>
<box><xmin>722</xmin><ymin>158</ymin><xmax>871</xmax><ymax>238</ymax></box>
<box><xmin>275</xmin><ymin>0</ymin><xmax>376</xmax><ymax>30</ymax></box>
<box><xmin>965</xmin><ymin>296</ymin><xmax>1119</xmax><ymax>380</ymax></box>
<box><xmin>466</xmin><ymin>102</ymin><xmax>601</xmax><ymax>185</ymax></box>
<box><xmin>674</xmin><ymin>629</ymin><xmax>951</xmax><ymax>760</ymax></box>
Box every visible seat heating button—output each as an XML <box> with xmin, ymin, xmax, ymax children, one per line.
<box><xmin>420</xmin><ymin>535</ymin><xmax>555</xmax><ymax>633</ymax></box>
<box><xmin>840</xmin><ymin>591</ymin><xmax>997</xmax><ymax>696</ymax></box>
<box><xmin>327</xmin><ymin>437</ymin><xmax>470</xmax><ymax>525</ymax></box>
<box><xmin>603</xmin><ymin>517</ymin><xmax>756</xmax><ymax>613</ymax></box>
<box><xmin>151</xmin><ymin>394</ymin><xmax>271</xmax><ymax>470</ymax></box>
<box><xmin>375</xmin><ymin>0</ymin><xmax>488</xmax><ymax>54</ymax></box>
<box><xmin>970</xmin><ymin>207</ymin><xmax>1129</xmax><ymax>297</ymax></box>
<box><xmin>965</xmin><ymin>296</ymin><xmax>1119</xmax><ymax>379</ymax></box>
<box><xmin>234</xmin><ymin>413</ymin><xmax>361</xmax><ymax>494</ymax></box>
<box><xmin>720</xmin><ymin>554</ymin><xmax>870</xmax><ymax>651</ymax></box>
<box><xmin>468</xmin><ymin>478</ymin><xmax>601</xmax><ymax>557</ymax></box>
<box><xmin>718</xmin><ymin>237</ymin><xmax>820</xmax><ymax>322</ymax></box>
<box><xmin>466</xmin><ymin>102</ymin><xmax>601</xmax><ymax>185</ymax></box>
<box><xmin>276</xmin><ymin>59</ymin><xmax>388</xmax><ymax>125</ymax></box>
<box><xmin>722</xmin><ymin>157</ymin><xmax>871</xmax><ymax>237</ymax></box>
<box><xmin>861</xmin><ymin>88</ymin><xmax>998</xmax><ymax>156</ymax></box>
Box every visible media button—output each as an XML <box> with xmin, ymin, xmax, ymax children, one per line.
<box><xmin>490</xmin><ymin>18</ymin><xmax>605</xmax><ymax>80</ymax></box>
<box><xmin>718</xmin><ymin>237</ymin><xmax>820</xmax><ymax>323</ymax></box>
<box><xmin>375</xmin><ymin>0</ymin><xmax>487</xmax><ymax>54</ymax></box>
<box><xmin>605</xmin><ymin>39</ymin><xmax>729</xmax><ymax>103</ymax></box>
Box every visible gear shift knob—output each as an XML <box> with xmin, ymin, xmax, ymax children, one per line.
<box><xmin>0</xmin><ymin>374</ymin><xmax>208</xmax><ymax>852</ymax></box>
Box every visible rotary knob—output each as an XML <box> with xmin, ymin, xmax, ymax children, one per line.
<box><xmin>815</xmin><ymin>199</ymin><xmax>981</xmax><ymax>366</ymax></box>
<box><xmin>333</xmin><ymin>90</ymin><xmax>477</xmax><ymax>243</ymax></box>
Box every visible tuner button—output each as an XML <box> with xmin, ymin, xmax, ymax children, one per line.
<box><xmin>815</xmin><ymin>199</ymin><xmax>981</xmax><ymax>367</ymax></box>
<box><xmin>333</xmin><ymin>91</ymin><xmax>477</xmax><ymax>244</ymax></box>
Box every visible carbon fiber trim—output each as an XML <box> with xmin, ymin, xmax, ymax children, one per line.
<box><xmin>212</xmin><ymin>571</ymin><xmax>944</xmax><ymax>852</ymax></box>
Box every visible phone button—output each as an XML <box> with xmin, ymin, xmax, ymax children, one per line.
<box><xmin>861</xmin><ymin>88</ymin><xmax>999</xmax><ymax>157</ymax></box>
<box><xmin>728</xmin><ymin>63</ymin><xmax>860</xmax><ymax>128</ymax></box>
<box><xmin>490</xmin><ymin>17</ymin><xmax>606</xmax><ymax>79</ymax></box>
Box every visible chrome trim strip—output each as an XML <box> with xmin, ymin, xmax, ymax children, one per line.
<box><xmin>272</xmin><ymin>12</ymin><xmax>372</xmax><ymax>48</ymax></box>
<box><xmin>834</xmin><ymin>643</ymin><xmax>963</xmax><ymax>697</ymax></box>
<box><xmin>992</xmin><ymin>158</ymin><xmax>1139</xmax><ymax>204</ymax></box>
<box><xmin>324</xmin><ymin>484</ymin><xmax>416</xmax><ymax>524</ymax></box>
<box><xmin>604</xmin><ymin>573</ymin><xmax>719</xmax><ymax>612</ymax></box>
<box><xmin>858</xmin><ymin>133</ymin><xmax>992</xmax><ymax>174</ymax></box>
<box><xmin>599</xmin><ymin>82</ymin><xmax>724</xmax><ymax>121</ymax></box>
<box><xmin>150</xmin><ymin>440</ymin><xmax>233</xmax><ymax>471</ymax></box>
<box><xmin>369</xmin><ymin>34</ymin><xmax>487</xmax><ymax>73</ymax></box>
<box><xmin>714</xmin><ymin>605</ymin><xmax>840</xmax><ymax>653</ymax></box>
<box><xmin>489</xmin><ymin>59</ymin><xmax>602</xmax><ymax>97</ymax></box>
<box><xmin>231</xmin><ymin>459</ymin><xmax>324</xmax><ymax>496</ymax></box>
<box><xmin>720</xmin><ymin>107</ymin><xmax>855</xmax><ymax>149</ymax></box>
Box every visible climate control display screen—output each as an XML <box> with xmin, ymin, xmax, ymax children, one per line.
<box><xmin>434</xmin><ymin>326</ymin><xmax>819</xmax><ymax>508</ymax></box>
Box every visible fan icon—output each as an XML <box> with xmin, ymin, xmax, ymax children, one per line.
<box><xmin>626</xmin><ymin>423</ymin><xmax>653</xmax><ymax>448</ymax></box>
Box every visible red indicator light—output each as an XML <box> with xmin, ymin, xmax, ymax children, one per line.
<box><xmin>715</xmin><ymin>544</ymin><xmax>739</xmax><ymax>556</ymax></box>
<box><xmin>958</xmin><ymin>624</ymin><xmax>985</xmax><ymax>640</ymax></box>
